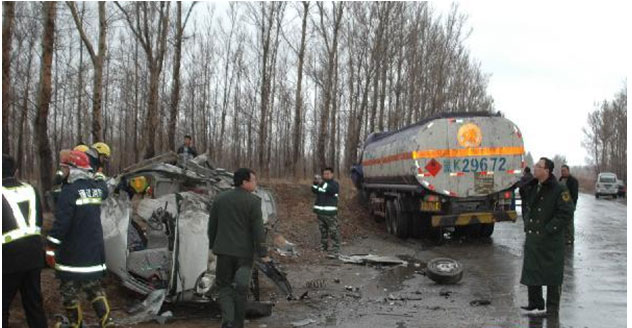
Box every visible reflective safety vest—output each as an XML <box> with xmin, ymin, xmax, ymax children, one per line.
<box><xmin>312</xmin><ymin>180</ymin><xmax>340</xmax><ymax>215</ymax></box>
<box><xmin>2</xmin><ymin>183</ymin><xmax>40</xmax><ymax>244</ymax></box>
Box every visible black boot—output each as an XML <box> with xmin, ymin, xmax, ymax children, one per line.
<box><xmin>521</xmin><ymin>286</ymin><xmax>545</xmax><ymax>312</ymax></box>
<box><xmin>91</xmin><ymin>296</ymin><xmax>114</xmax><ymax>327</ymax></box>
<box><xmin>55</xmin><ymin>304</ymin><xmax>83</xmax><ymax>328</ymax></box>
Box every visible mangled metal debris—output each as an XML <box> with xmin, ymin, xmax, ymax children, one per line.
<box><xmin>338</xmin><ymin>254</ymin><xmax>408</xmax><ymax>266</ymax></box>
<box><xmin>99</xmin><ymin>151</ymin><xmax>289</xmax><ymax>313</ymax></box>
<box><xmin>273</xmin><ymin>234</ymin><xmax>299</xmax><ymax>257</ymax></box>
<box><xmin>291</xmin><ymin>318</ymin><xmax>317</xmax><ymax>327</ymax></box>
<box><xmin>115</xmin><ymin>289</ymin><xmax>168</xmax><ymax>325</ymax></box>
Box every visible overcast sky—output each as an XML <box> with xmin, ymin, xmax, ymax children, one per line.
<box><xmin>434</xmin><ymin>1</ymin><xmax>629</xmax><ymax>166</ymax></box>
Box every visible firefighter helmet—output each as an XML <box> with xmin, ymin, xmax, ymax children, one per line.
<box><xmin>73</xmin><ymin>144</ymin><xmax>90</xmax><ymax>153</ymax></box>
<box><xmin>92</xmin><ymin>142</ymin><xmax>111</xmax><ymax>158</ymax></box>
<box><xmin>60</xmin><ymin>150</ymin><xmax>92</xmax><ymax>170</ymax></box>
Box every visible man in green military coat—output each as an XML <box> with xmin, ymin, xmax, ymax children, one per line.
<box><xmin>520</xmin><ymin>157</ymin><xmax>574</xmax><ymax>316</ymax></box>
<box><xmin>208</xmin><ymin>168</ymin><xmax>270</xmax><ymax>328</ymax></box>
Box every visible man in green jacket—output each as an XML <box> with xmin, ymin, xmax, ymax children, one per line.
<box><xmin>311</xmin><ymin>167</ymin><xmax>340</xmax><ymax>257</ymax></box>
<box><xmin>208</xmin><ymin>168</ymin><xmax>270</xmax><ymax>328</ymax></box>
<box><xmin>559</xmin><ymin>165</ymin><xmax>579</xmax><ymax>245</ymax></box>
<box><xmin>520</xmin><ymin>157</ymin><xmax>574</xmax><ymax>316</ymax></box>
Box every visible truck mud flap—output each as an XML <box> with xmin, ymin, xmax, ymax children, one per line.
<box><xmin>431</xmin><ymin>211</ymin><xmax>517</xmax><ymax>228</ymax></box>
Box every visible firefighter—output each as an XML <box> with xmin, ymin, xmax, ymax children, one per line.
<box><xmin>46</xmin><ymin>150</ymin><xmax>113</xmax><ymax>327</ymax></box>
<box><xmin>2</xmin><ymin>154</ymin><xmax>47</xmax><ymax>328</ymax></box>
<box><xmin>311</xmin><ymin>167</ymin><xmax>341</xmax><ymax>257</ymax></box>
<box><xmin>72</xmin><ymin>144</ymin><xmax>100</xmax><ymax>178</ymax></box>
<box><xmin>91</xmin><ymin>142</ymin><xmax>111</xmax><ymax>180</ymax></box>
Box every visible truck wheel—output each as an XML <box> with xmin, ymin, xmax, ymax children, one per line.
<box><xmin>595</xmin><ymin>193</ymin><xmax>600</xmax><ymax>199</ymax></box>
<box><xmin>392</xmin><ymin>200</ymin><xmax>410</xmax><ymax>239</ymax></box>
<box><xmin>411</xmin><ymin>213</ymin><xmax>423</xmax><ymax>238</ymax></box>
<box><xmin>429</xmin><ymin>227</ymin><xmax>445</xmax><ymax>245</ymax></box>
<box><xmin>385</xmin><ymin>200</ymin><xmax>395</xmax><ymax>235</ymax></box>
<box><xmin>426</xmin><ymin>257</ymin><xmax>463</xmax><ymax>284</ymax></box>
<box><xmin>480</xmin><ymin>223</ymin><xmax>494</xmax><ymax>238</ymax></box>
<box><xmin>456</xmin><ymin>224</ymin><xmax>480</xmax><ymax>238</ymax></box>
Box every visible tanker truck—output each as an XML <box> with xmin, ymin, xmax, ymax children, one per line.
<box><xmin>350</xmin><ymin>112</ymin><xmax>524</xmax><ymax>239</ymax></box>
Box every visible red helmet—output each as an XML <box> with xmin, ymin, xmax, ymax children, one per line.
<box><xmin>60</xmin><ymin>149</ymin><xmax>92</xmax><ymax>170</ymax></box>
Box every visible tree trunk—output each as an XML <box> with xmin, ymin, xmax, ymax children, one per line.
<box><xmin>35</xmin><ymin>1</ymin><xmax>56</xmax><ymax>193</ymax></box>
<box><xmin>292</xmin><ymin>1</ymin><xmax>309</xmax><ymax>176</ymax></box>
<box><xmin>2</xmin><ymin>1</ymin><xmax>15</xmax><ymax>154</ymax></box>
<box><xmin>91</xmin><ymin>2</ymin><xmax>106</xmax><ymax>142</ymax></box>
<box><xmin>168</xmin><ymin>2</ymin><xmax>195</xmax><ymax>151</ymax></box>
<box><xmin>17</xmin><ymin>38</ymin><xmax>35</xmax><ymax>179</ymax></box>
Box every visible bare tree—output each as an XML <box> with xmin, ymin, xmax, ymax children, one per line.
<box><xmin>168</xmin><ymin>1</ymin><xmax>196</xmax><ymax>151</ymax></box>
<box><xmin>67</xmin><ymin>1</ymin><xmax>108</xmax><ymax>142</ymax></box>
<box><xmin>315</xmin><ymin>2</ymin><xmax>344</xmax><ymax>169</ymax></box>
<box><xmin>35</xmin><ymin>1</ymin><xmax>56</xmax><ymax>193</ymax></box>
<box><xmin>291</xmin><ymin>1</ymin><xmax>309</xmax><ymax>176</ymax></box>
<box><xmin>582</xmin><ymin>82</ymin><xmax>627</xmax><ymax>181</ymax></box>
<box><xmin>2</xmin><ymin>1</ymin><xmax>15</xmax><ymax>154</ymax></box>
<box><xmin>115</xmin><ymin>2</ymin><xmax>171</xmax><ymax>159</ymax></box>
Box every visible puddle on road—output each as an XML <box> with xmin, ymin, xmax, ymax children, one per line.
<box><xmin>360</xmin><ymin>255</ymin><xmax>427</xmax><ymax>298</ymax></box>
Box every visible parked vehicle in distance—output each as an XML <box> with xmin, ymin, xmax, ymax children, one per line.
<box><xmin>617</xmin><ymin>179</ymin><xmax>626</xmax><ymax>198</ymax></box>
<box><xmin>595</xmin><ymin>172</ymin><xmax>618</xmax><ymax>199</ymax></box>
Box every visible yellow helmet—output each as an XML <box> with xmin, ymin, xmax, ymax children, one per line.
<box><xmin>92</xmin><ymin>142</ymin><xmax>111</xmax><ymax>158</ymax></box>
<box><xmin>129</xmin><ymin>176</ymin><xmax>149</xmax><ymax>194</ymax></box>
<box><xmin>73</xmin><ymin>144</ymin><xmax>90</xmax><ymax>152</ymax></box>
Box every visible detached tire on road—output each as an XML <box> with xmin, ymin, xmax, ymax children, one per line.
<box><xmin>426</xmin><ymin>257</ymin><xmax>463</xmax><ymax>284</ymax></box>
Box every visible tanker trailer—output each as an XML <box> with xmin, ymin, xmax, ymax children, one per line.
<box><xmin>350</xmin><ymin>112</ymin><xmax>524</xmax><ymax>239</ymax></box>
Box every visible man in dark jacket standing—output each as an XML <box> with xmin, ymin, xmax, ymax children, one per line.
<box><xmin>518</xmin><ymin>167</ymin><xmax>535</xmax><ymax>215</ymax></box>
<box><xmin>311</xmin><ymin>167</ymin><xmax>340</xmax><ymax>257</ymax></box>
<box><xmin>559</xmin><ymin>165</ymin><xmax>579</xmax><ymax>245</ymax></box>
<box><xmin>208</xmin><ymin>168</ymin><xmax>269</xmax><ymax>328</ymax></box>
<box><xmin>2</xmin><ymin>154</ymin><xmax>47</xmax><ymax>328</ymax></box>
<box><xmin>520</xmin><ymin>157</ymin><xmax>574</xmax><ymax>316</ymax></box>
<box><xmin>47</xmin><ymin>150</ymin><xmax>112</xmax><ymax>327</ymax></box>
<box><xmin>176</xmin><ymin>135</ymin><xmax>198</xmax><ymax>161</ymax></box>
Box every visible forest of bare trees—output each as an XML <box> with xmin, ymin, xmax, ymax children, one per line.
<box><xmin>582</xmin><ymin>82</ymin><xmax>627</xmax><ymax>181</ymax></box>
<box><xmin>2</xmin><ymin>2</ymin><xmax>495</xmax><ymax>190</ymax></box>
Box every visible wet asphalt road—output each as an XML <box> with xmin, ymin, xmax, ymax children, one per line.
<box><xmin>261</xmin><ymin>193</ymin><xmax>627</xmax><ymax>328</ymax></box>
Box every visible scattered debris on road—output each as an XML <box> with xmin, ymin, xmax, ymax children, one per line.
<box><xmin>291</xmin><ymin>318</ymin><xmax>317</xmax><ymax>327</ymax></box>
<box><xmin>470</xmin><ymin>299</ymin><xmax>491</xmax><ymax>306</ymax></box>
<box><xmin>338</xmin><ymin>254</ymin><xmax>408</xmax><ymax>266</ymax></box>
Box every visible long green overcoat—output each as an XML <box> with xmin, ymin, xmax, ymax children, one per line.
<box><xmin>520</xmin><ymin>175</ymin><xmax>574</xmax><ymax>286</ymax></box>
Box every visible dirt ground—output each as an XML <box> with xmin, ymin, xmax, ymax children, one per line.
<box><xmin>7</xmin><ymin>178</ymin><xmax>386</xmax><ymax>327</ymax></box>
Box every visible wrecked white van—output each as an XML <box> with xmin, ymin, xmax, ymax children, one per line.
<box><xmin>99</xmin><ymin>152</ymin><xmax>290</xmax><ymax>304</ymax></box>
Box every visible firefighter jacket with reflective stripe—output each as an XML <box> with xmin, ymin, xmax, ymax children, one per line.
<box><xmin>2</xmin><ymin>178</ymin><xmax>44</xmax><ymax>274</ymax></box>
<box><xmin>312</xmin><ymin>179</ymin><xmax>339</xmax><ymax>215</ymax></box>
<box><xmin>48</xmin><ymin>177</ymin><xmax>109</xmax><ymax>281</ymax></box>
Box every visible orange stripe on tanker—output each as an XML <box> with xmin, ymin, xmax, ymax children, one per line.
<box><xmin>362</xmin><ymin>146</ymin><xmax>525</xmax><ymax>167</ymax></box>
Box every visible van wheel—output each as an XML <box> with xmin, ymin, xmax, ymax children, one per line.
<box><xmin>595</xmin><ymin>193</ymin><xmax>600</xmax><ymax>199</ymax></box>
